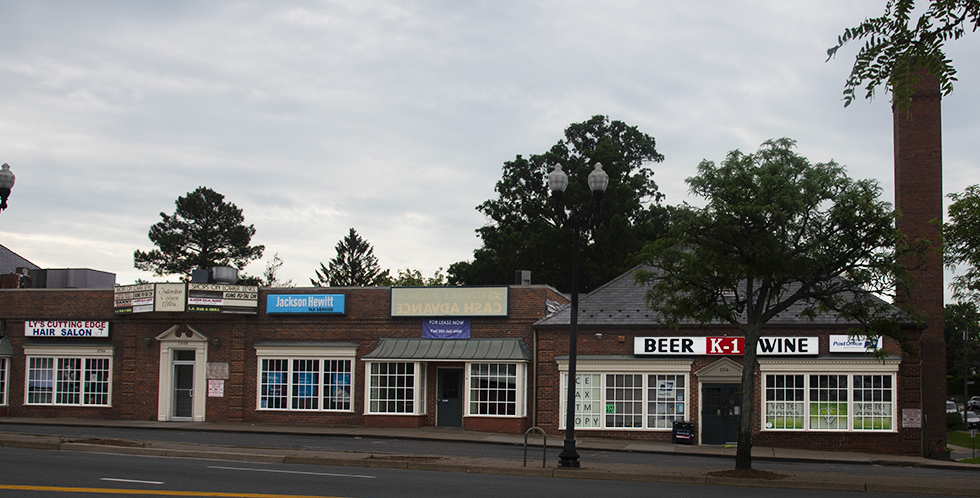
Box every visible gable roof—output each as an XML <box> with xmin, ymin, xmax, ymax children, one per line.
<box><xmin>535</xmin><ymin>265</ymin><xmax>908</xmax><ymax>328</ymax></box>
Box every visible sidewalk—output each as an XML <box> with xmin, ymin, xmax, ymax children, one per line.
<box><xmin>2</xmin><ymin>417</ymin><xmax>980</xmax><ymax>496</ymax></box>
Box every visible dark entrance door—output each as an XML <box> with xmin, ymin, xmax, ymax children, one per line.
<box><xmin>701</xmin><ymin>383</ymin><xmax>741</xmax><ymax>444</ymax></box>
<box><xmin>172</xmin><ymin>350</ymin><xmax>195</xmax><ymax>420</ymax></box>
<box><xmin>437</xmin><ymin>368</ymin><xmax>463</xmax><ymax>427</ymax></box>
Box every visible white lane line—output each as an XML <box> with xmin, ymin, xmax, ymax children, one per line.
<box><xmin>208</xmin><ymin>465</ymin><xmax>376</xmax><ymax>479</ymax></box>
<box><xmin>100</xmin><ymin>477</ymin><xmax>165</xmax><ymax>485</ymax></box>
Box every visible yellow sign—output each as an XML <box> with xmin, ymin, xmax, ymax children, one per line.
<box><xmin>390</xmin><ymin>287</ymin><xmax>508</xmax><ymax>317</ymax></box>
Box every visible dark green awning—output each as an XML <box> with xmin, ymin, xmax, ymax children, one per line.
<box><xmin>363</xmin><ymin>338</ymin><xmax>530</xmax><ymax>362</ymax></box>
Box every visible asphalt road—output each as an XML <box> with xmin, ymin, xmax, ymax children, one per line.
<box><xmin>1</xmin><ymin>423</ymin><xmax>978</xmax><ymax>480</ymax></box>
<box><xmin>0</xmin><ymin>445</ymin><xmax>920</xmax><ymax>498</ymax></box>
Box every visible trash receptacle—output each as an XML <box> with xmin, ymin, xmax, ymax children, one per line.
<box><xmin>672</xmin><ymin>420</ymin><xmax>695</xmax><ymax>445</ymax></box>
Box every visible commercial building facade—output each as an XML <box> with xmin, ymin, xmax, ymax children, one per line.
<box><xmin>0</xmin><ymin>271</ymin><xmax>926</xmax><ymax>456</ymax></box>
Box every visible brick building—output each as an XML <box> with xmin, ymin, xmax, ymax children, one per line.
<box><xmin>0</xmin><ymin>270</ymin><xmax>926</xmax><ymax>456</ymax></box>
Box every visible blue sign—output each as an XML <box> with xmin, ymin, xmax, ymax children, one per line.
<box><xmin>267</xmin><ymin>294</ymin><xmax>345</xmax><ymax>314</ymax></box>
<box><xmin>422</xmin><ymin>318</ymin><xmax>470</xmax><ymax>339</ymax></box>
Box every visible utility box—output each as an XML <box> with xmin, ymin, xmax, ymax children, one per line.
<box><xmin>672</xmin><ymin>420</ymin><xmax>695</xmax><ymax>445</ymax></box>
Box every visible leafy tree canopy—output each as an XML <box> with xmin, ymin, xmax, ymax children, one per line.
<box><xmin>449</xmin><ymin>115</ymin><xmax>669</xmax><ymax>292</ymax></box>
<box><xmin>312</xmin><ymin>228</ymin><xmax>391</xmax><ymax>287</ymax></box>
<box><xmin>134</xmin><ymin>186</ymin><xmax>264</xmax><ymax>279</ymax></box>
<box><xmin>636</xmin><ymin>138</ymin><xmax>918</xmax><ymax>470</ymax></box>
<box><xmin>944</xmin><ymin>302</ymin><xmax>980</xmax><ymax>374</ymax></box>
<box><xmin>391</xmin><ymin>268</ymin><xmax>447</xmax><ymax>287</ymax></box>
<box><xmin>944</xmin><ymin>184</ymin><xmax>980</xmax><ymax>305</ymax></box>
<box><xmin>828</xmin><ymin>0</ymin><xmax>979</xmax><ymax>108</ymax></box>
<box><xmin>261</xmin><ymin>252</ymin><xmax>295</xmax><ymax>287</ymax></box>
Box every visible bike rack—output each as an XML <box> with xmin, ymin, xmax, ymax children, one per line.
<box><xmin>523</xmin><ymin>426</ymin><xmax>547</xmax><ymax>468</ymax></box>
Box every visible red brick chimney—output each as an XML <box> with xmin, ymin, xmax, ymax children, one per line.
<box><xmin>893</xmin><ymin>71</ymin><xmax>945</xmax><ymax>458</ymax></box>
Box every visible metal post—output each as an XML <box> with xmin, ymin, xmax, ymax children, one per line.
<box><xmin>558</xmin><ymin>225</ymin><xmax>581</xmax><ymax>468</ymax></box>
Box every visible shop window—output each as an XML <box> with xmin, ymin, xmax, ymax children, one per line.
<box><xmin>468</xmin><ymin>363</ymin><xmax>521</xmax><ymax>416</ymax></box>
<box><xmin>26</xmin><ymin>355</ymin><xmax>112</xmax><ymax>407</ymax></box>
<box><xmin>606</xmin><ymin>374</ymin><xmax>643</xmax><ymax>428</ymax></box>
<box><xmin>852</xmin><ymin>374</ymin><xmax>892</xmax><ymax>430</ymax></box>
<box><xmin>367</xmin><ymin>362</ymin><xmax>425</xmax><ymax>415</ymax></box>
<box><xmin>257</xmin><ymin>357</ymin><xmax>352</xmax><ymax>412</ymax></box>
<box><xmin>810</xmin><ymin>375</ymin><xmax>848</xmax><ymax>430</ymax></box>
<box><xmin>648</xmin><ymin>374</ymin><xmax>686</xmax><ymax>429</ymax></box>
<box><xmin>0</xmin><ymin>357</ymin><xmax>8</xmax><ymax>406</ymax></box>
<box><xmin>559</xmin><ymin>362</ymin><xmax>691</xmax><ymax>431</ymax></box>
<box><xmin>761</xmin><ymin>372</ymin><xmax>895</xmax><ymax>432</ymax></box>
<box><xmin>765</xmin><ymin>374</ymin><xmax>805</xmax><ymax>430</ymax></box>
<box><xmin>254</xmin><ymin>344</ymin><xmax>355</xmax><ymax>413</ymax></box>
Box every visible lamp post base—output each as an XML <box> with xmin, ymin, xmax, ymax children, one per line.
<box><xmin>557</xmin><ymin>439</ymin><xmax>580</xmax><ymax>468</ymax></box>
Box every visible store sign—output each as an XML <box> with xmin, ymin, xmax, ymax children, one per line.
<box><xmin>422</xmin><ymin>319</ymin><xmax>470</xmax><ymax>339</ymax></box>
<box><xmin>391</xmin><ymin>287</ymin><xmax>508</xmax><ymax>317</ymax></box>
<box><xmin>266</xmin><ymin>294</ymin><xmax>345</xmax><ymax>314</ymax></box>
<box><xmin>187</xmin><ymin>283</ymin><xmax>258</xmax><ymax>314</ymax></box>
<box><xmin>634</xmin><ymin>336</ymin><xmax>819</xmax><ymax>356</ymax></box>
<box><xmin>829</xmin><ymin>335</ymin><xmax>883</xmax><ymax>353</ymax></box>
<box><xmin>26</xmin><ymin>320</ymin><xmax>109</xmax><ymax>338</ymax></box>
<box><xmin>155</xmin><ymin>283</ymin><xmax>186</xmax><ymax>312</ymax></box>
<box><xmin>114</xmin><ymin>283</ymin><xmax>155</xmax><ymax>314</ymax></box>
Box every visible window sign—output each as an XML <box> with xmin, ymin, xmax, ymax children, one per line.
<box><xmin>422</xmin><ymin>319</ymin><xmax>470</xmax><ymax>339</ymax></box>
<box><xmin>829</xmin><ymin>335</ymin><xmax>883</xmax><ymax>353</ymax></box>
<box><xmin>25</xmin><ymin>321</ymin><xmax>109</xmax><ymax>338</ymax></box>
<box><xmin>635</xmin><ymin>336</ymin><xmax>819</xmax><ymax>356</ymax></box>
<box><xmin>267</xmin><ymin>294</ymin><xmax>345</xmax><ymax>314</ymax></box>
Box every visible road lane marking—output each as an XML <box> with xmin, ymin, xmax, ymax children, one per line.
<box><xmin>102</xmin><ymin>478</ymin><xmax>165</xmax><ymax>485</ymax></box>
<box><xmin>0</xmin><ymin>484</ymin><xmax>351</xmax><ymax>497</ymax></box>
<box><xmin>207</xmin><ymin>465</ymin><xmax>376</xmax><ymax>479</ymax></box>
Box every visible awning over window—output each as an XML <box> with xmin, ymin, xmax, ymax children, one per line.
<box><xmin>363</xmin><ymin>338</ymin><xmax>530</xmax><ymax>362</ymax></box>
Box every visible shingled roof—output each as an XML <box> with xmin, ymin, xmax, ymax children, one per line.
<box><xmin>0</xmin><ymin>243</ymin><xmax>39</xmax><ymax>275</ymax></box>
<box><xmin>535</xmin><ymin>265</ymin><xmax>907</xmax><ymax>328</ymax></box>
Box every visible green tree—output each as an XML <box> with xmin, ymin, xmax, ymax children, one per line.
<box><xmin>636</xmin><ymin>138</ymin><xmax>918</xmax><ymax>470</ymax></box>
<box><xmin>944</xmin><ymin>302</ymin><xmax>980</xmax><ymax>374</ymax></box>
<box><xmin>827</xmin><ymin>0</ymin><xmax>979</xmax><ymax>108</ymax></box>
<box><xmin>262</xmin><ymin>252</ymin><xmax>295</xmax><ymax>287</ymax></box>
<box><xmin>134</xmin><ymin>186</ymin><xmax>264</xmax><ymax>279</ymax></box>
<box><xmin>943</xmin><ymin>185</ymin><xmax>980</xmax><ymax>305</ymax></box>
<box><xmin>312</xmin><ymin>228</ymin><xmax>391</xmax><ymax>287</ymax></box>
<box><xmin>391</xmin><ymin>268</ymin><xmax>447</xmax><ymax>286</ymax></box>
<box><xmin>449</xmin><ymin>115</ymin><xmax>670</xmax><ymax>292</ymax></box>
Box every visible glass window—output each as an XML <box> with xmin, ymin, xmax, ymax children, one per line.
<box><xmin>368</xmin><ymin>362</ymin><xmax>420</xmax><ymax>414</ymax></box>
<box><xmin>26</xmin><ymin>356</ymin><xmax>111</xmax><ymax>407</ymax></box>
<box><xmin>257</xmin><ymin>357</ymin><xmax>352</xmax><ymax>412</ymax></box>
<box><xmin>648</xmin><ymin>374</ymin><xmax>686</xmax><ymax>429</ymax></box>
<box><xmin>605</xmin><ymin>374</ymin><xmax>643</xmax><ymax>428</ymax></box>
<box><xmin>809</xmin><ymin>375</ymin><xmax>848</xmax><ymax>430</ymax></box>
<box><xmin>468</xmin><ymin>363</ymin><xmax>519</xmax><ymax>416</ymax></box>
<box><xmin>0</xmin><ymin>357</ymin><xmax>8</xmax><ymax>406</ymax></box>
<box><xmin>853</xmin><ymin>374</ymin><xmax>893</xmax><ymax>430</ymax></box>
<box><xmin>765</xmin><ymin>374</ymin><xmax>805</xmax><ymax>430</ymax></box>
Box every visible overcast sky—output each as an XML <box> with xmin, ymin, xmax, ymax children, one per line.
<box><xmin>1</xmin><ymin>1</ymin><xmax>977</xmax><ymax>298</ymax></box>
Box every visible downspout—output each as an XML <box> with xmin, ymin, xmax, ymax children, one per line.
<box><xmin>532</xmin><ymin>328</ymin><xmax>538</xmax><ymax>427</ymax></box>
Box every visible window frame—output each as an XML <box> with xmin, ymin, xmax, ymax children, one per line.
<box><xmin>465</xmin><ymin>362</ymin><xmax>526</xmax><ymax>418</ymax></box>
<box><xmin>557</xmin><ymin>359</ymin><xmax>692</xmax><ymax>431</ymax></box>
<box><xmin>22</xmin><ymin>344</ymin><xmax>114</xmax><ymax>407</ymax></box>
<box><xmin>364</xmin><ymin>361</ymin><xmax>427</xmax><ymax>415</ymax></box>
<box><xmin>0</xmin><ymin>356</ymin><xmax>8</xmax><ymax>406</ymax></box>
<box><xmin>254</xmin><ymin>344</ymin><xmax>356</xmax><ymax>413</ymax></box>
<box><xmin>759</xmin><ymin>357</ymin><xmax>900</xmax><ymax>433</ymax></box>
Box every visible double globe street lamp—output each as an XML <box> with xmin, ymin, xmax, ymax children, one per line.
<box><xmin>0</xmin><ymin>163</ymin><xmax>15</xmax><ymax>215</ymax></box>
<box><xmin>549</xmin><ymin>162</ymin><xmax>608</xmax><ymax>468</ymax></box>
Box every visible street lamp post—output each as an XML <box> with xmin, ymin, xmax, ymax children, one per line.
<box><xmin>0</xmin><ymin>163</ymin><xmax>15</xmax><ymax>214</ymax></box>
<box><xmin>549</xmin><ymin>162</ymin><xmax>608</xmax><ymax>468</ymax></box>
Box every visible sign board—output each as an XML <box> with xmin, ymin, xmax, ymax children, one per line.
<box><xmin>267</xmin><ymin>294</ymin><xmax>345</xmax><ymax>314</ymax></box>
<box><xmin>187</xmin><ymin>283</ymin><xmax>258</xmax><ymax>314</ymax></box>
<box><xmin>829</xmin><ymin>335</ymin><xmax>884</xmax><ymax>353</ymax></box>
<box><xmin>26</xmin><ymin>320</ymin><xmax>109</xmax><ymax>338</ymax></box>
<box><xmin>422</xmin><ymin>319</ymin><xmax>470</xmax><ymax>339</ymax></box>
<box><xmin>114</xmin><ymin>283</ymin><xmax>155</xmax><ymax>314</ymax></box>
<box><xmin>902</xmin><ymin>408</ymin><xmax>922</xmax><ymax>428</ymax></box>
<box><xmin>208</xmin><ymin>379</ymin><xmax>224</xmax><ymax>397</ymax></box>
<box><xmin>391</xmin><ymin>287</ymin><xmax>508</xmax><ymax>317</ymax></box>
<box><xmin>634</xmin><ymin>336</ymin><xmax>819</xmax><ymax>356</ymax></box>
<box><xmin>155</xmin><ymin>283</ymin><xmax>186</xmax><ymax>312</ymax></box>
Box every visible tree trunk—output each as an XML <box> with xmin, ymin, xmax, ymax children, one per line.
<box><xmin>735</xmin><ymin>326</ymin><xmax>761</xmax><ymax>469</ymax></box>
